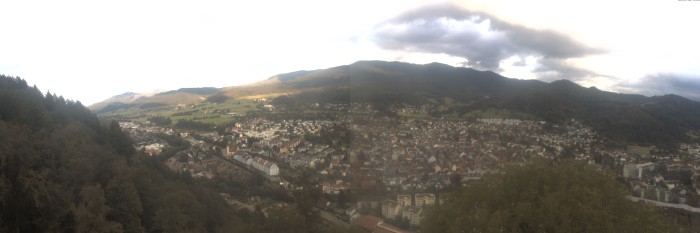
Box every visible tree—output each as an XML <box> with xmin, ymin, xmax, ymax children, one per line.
<box><xmin>0</xmin><ymin>75</ymin><xmax>250</xmax><ymax>233</ymax></box>
<box><xmin>422</xmin><ymin>159</ymin><xmax>677</xmax><ymax>233</ymax></box>
<box><xmin>107</xmin><ymin>120</ymin><xmax>136</xmax><ymax>156</ymax></box>
<box><xmin>151</xmin><ymin>206</ymin><xmax>191</xmax><ymax>233</ymax></box>
<box><xmin>290</xmin><ymin>168</ymin><xmax>322</xmax><ymax>233</ymax></box>
<box><xmin>263</xmin><ymin>205</ymin><xmax>305</xmax><ymax>233</ymax></box>
<box><xmin>448</xmin><ymin>173</ymin><xmax>462</xmax><ymax>189</ymax></box>
<box><xmin>105</xmin><ymin>177</ymin><xmax>145</xmax><ymax>233</ymax></box>
<box><xmin>73</xmin><ymin>185</ymin><xmax>123</xmax><ymax>233</ymax></box>
<box><xmin>147</xmin><ymin>116</ymin><xmax>172</xmax><ymax>127</ymax></box>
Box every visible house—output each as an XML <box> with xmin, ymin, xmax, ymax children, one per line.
<box><xmin>265</xmin><ymin>162</ymin><xmax>279</xmax><ymax>176</ymax></box>
<box><xmin>233</xmin><ymin>153</ymin><xmax>251</xmax><ymax>165</ymax></box>
<box><xmin>226</xmin><ymin>144</ymin><xmax>238</xmax><ymax>157</ymax></box>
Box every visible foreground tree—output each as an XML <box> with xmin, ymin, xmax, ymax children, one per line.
<box><xmin>0</xmin><ymin>75</ymin><xmax>253</xmax><ymax>232</ymax></box>
<box><xmin>422</xmin><ymin>160</ymin><xmax>677</xmax><ymax>233</ymax></box>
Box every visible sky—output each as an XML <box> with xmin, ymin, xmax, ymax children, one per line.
<box><xmin>1</xmin><ymin>0</ymin><xmax>700</xmax><ymax>105</ymax></box>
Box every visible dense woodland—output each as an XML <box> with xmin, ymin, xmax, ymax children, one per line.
<box><xmin>0</xmin><ymin>75</ymin><xmax>335</xmax><ymax>233</ymax></box>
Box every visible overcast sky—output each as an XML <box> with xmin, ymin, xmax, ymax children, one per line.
<box><xmin>1</xmin><ymin>0</ymin><xmax>700</xmax><ymax>105</ymax></box>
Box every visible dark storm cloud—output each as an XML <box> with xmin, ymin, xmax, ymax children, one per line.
<box><xmin>373</xmin><ymin>3</ymin><xmax>605</xmax><ymax>77</ymax></box>
<box><xmin>621</xmin><ymin>73</ymin><xmax>700</xmax><ymax>101</ymax></box>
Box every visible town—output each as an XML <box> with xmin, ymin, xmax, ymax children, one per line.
<box><xmin>117</xmin><ymin>102</ymin><xmax>700</xmax><ymax>232</ymax></box>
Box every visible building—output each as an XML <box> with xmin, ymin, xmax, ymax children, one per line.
<box><xmin>225</xmin><ymin>144</ymin><xmax>238</xmax><ymax>157</ymax></box>
<box><xmin>265</xmin><ymin>162</ymin><xmax>279</xmax><ymax>176</ymax></box>
<box><xmin>623</xmin><ymin>162</ymin><xmax>655</xmax><ymax>179</ymax></box>
<box><xmin>623</xmin><ymin>165</ymin><xmax>641</xmax><ymax>179</ymax></box>
<box><xmin>382</xmin><ymin>200</ymin><xmax>402</xmax><ymax>220</ymax></box>
<box><xmin>397</xmin><ymin>194</ymin><xmax>412</xmax><ymax>207</ymax></box>
<box><xmin>415</xmin><ymin>193</ymin><xmax>436</xmax><ymax>207</ymax></box>
<box><xmin>233</xmin><ymin>153</ymin><xmax>251</xmax><ymax>165</ymax></box>
<box><xmin>236</xmin><ymin>153</ymin><xmax>278</xmax><ymax>176</ymax></box>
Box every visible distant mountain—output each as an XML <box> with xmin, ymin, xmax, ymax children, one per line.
<box><xmin>489</xmin><ymin>79</ymin><xmax>700</xmax><ymax>145</ymax></box>
<box><xmin>89</xmin><ymin>88</ymin><xmax>212</xmax><ymax>113</ymax></box>
<box><xmin>160</xmin><ymin>87</ymin><xmax>218</xmax><ymax>95</ymax></box>
<box><xmin>93</xmin><ymin>60</ymin><xmax>700</xmax><ymax>145</ymax></box>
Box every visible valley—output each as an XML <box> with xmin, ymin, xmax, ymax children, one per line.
<box><xmin>89</xmin><ymin>61</ymin><xmax>700</xmax><ymax>232</ymax></box>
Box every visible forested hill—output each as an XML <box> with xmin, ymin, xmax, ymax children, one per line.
<box><xmin>0</xmin><ymin>75</ymin><xmax>247</xmax><ymax>232</ymax></box>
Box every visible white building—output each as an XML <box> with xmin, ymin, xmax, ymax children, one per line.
<box><xmin>382</xmin><ymin>199</ymin><xmax>402</xmax><ymax>220</ymax></box>
<box><xmin>415</xmin><ymin>193</ymin><xmax>436</xmax><ymax>207</ymax></box>
<box><xmin>265</xmin><ymin>162</ymin><xmax>279</xmax><ymax>176</ymax></box>
<box><xmin>623</xmin><ymin>162</ymin><xmax>655</xmax><ymax>179</ymax></box>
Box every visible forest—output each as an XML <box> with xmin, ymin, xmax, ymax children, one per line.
<box><xmin>421</xmin><ymin>159</ymin><xmax>678</xmax><ymax>233</ymax></box>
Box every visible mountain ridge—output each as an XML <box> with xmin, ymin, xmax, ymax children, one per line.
<box><xmin>91</xmin><ymin>60</ymin><xmax>700</xmax><ymax>145</ymax></box>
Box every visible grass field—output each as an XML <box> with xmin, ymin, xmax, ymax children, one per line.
<box><xmin>104</xmin><ymin>99</ymin><xmax>261</xmax><ymax>126</ymax></box>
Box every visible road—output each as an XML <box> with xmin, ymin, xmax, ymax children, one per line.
<box><xmin>627</xmin><ymin>196</ymin><xmax>700</xmax><ymax>213</ymax></box>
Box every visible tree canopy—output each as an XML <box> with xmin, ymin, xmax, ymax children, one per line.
<box><xmin>422</xmin><ymin>160</ymin><xmax>677</xmax><ymax>233</ymax></box>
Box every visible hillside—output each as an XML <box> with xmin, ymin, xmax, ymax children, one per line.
<box><xmin>93</xmin><ymin>60</ymin><xmax>700</xmax><ymax>146</ymax></box>
<box><xmin>0</xmin><ymin>75</ymin><xmax>251</xmax><ymax>232</ymax></box>
<box><xmin>90</xmin><ymin>88</ymin><xmax>217</xmax><ymax>113</ymax></box>
<box><xmin>219</xmin><ymin>61</ymin><xmax>543</xmax><ymax>103</ymax></box>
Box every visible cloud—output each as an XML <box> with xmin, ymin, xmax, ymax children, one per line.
<box><xmin>533</xmin><ymin>58</ymin><xmax>607</xmax><ymax>82</ymax></box>
<box><xmin>619</xmin><ymin>73</ymin><xmax>700</xmax><ymax>101</ymax></box>
<box><xmin>373</xmin><ymin>3</ymin><xmax>605</xmax><ymax>79</ymax></box>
